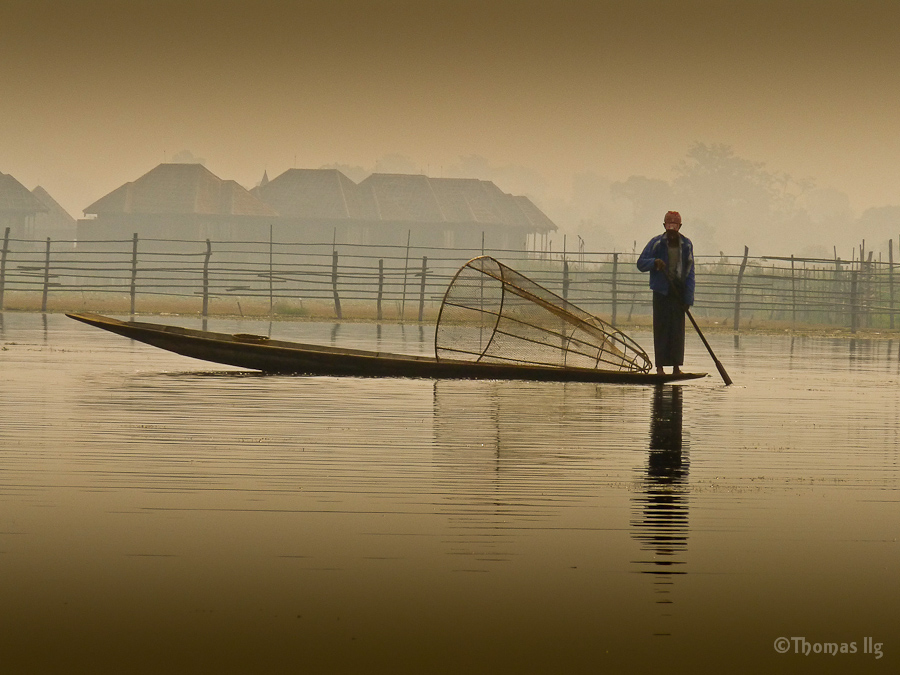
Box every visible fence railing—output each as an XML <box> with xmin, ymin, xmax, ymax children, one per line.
<box><xmin>1</xmin><ymin>227</ymin><xmax>898</xmax><ymax>332</ymax></box>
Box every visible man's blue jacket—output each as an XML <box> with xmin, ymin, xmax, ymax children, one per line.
<box><xmin>636</xmin><ymin>233</ymin><xmax>695</xmax><ymax>306</ymax></box>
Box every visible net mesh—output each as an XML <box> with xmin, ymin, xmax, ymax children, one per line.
<box><xmin>435</xmin><ymin>256</ymin><xmax>651</xmax><ymax>373</ymax></box>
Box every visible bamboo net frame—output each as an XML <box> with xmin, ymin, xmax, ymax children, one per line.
<box><xmin>435</xmin><ymin>256</ymin><xmax>651</xmax><ymax>373</ymax></box>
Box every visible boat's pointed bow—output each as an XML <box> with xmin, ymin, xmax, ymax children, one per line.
<box><xmin>66</xmin><ymin>312</ymin><xmax>128</xmax><ymax>329</ymax></box>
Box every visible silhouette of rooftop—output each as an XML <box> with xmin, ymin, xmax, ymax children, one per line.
<box><xmin>0</xmin><ymin>172</ymin><xmax>47</xmax><ymax>214</ymax></box>
<box><xmin>84</xmin><ymin>164</ymin><xmax>277</xmax><ymax>217</ymax></box>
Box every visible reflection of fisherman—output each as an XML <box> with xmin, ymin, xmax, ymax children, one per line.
<box><xmin>649</xmin><ymin>385</ymin><xmax>684</xmax><ymax>457</ymax></box>
<box><xmin>637</xmin><ymin>211</ymin><xmax>695</xmax><ymax>376</ymax></box>
<box><xmin>632</xmin><ymin>386</ymin><xmax>689</xmax><ymax>605</ymax></box>
<box><xmin>646</xmin><ymin>386</ymin><xmax>688</xmax><ymax>557</ymax></box>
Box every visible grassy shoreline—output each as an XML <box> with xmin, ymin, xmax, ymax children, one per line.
<box><xmin>3</xmin><ymin>291</ymin><xmax>898</xmax><ymax>339</ymax></box>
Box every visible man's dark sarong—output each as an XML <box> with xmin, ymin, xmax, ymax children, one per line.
<box><xmin>652</xmin><ymin>291</ymin><xmax>686</xmax><ymax>367</ymax></box>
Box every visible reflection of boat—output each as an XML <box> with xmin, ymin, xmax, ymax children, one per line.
<box><xmin>66</xmin><ymin>312</ymin><xmax>706</xmax><ymax>383</ymax></box>
<box><xmin>429</xmin><ymin>379</ymin><xmax>651</xmax><ymax>569</ymax></box>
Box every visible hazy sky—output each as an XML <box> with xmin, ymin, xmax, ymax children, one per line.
<box><xmin>2</xmin><ymin>0</ymin><xmax>899</xmax><ymax>218</ymax></box>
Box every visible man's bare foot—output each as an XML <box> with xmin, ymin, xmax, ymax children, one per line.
<box><xmin>657</xmin><ymin>367</ymin><xmax>665</xmax><ymax>376</ymax></box>
<box><xmin>673</xmin><ymin>366</ymin><xmax>682</xmax><ymax>375</ymax></box>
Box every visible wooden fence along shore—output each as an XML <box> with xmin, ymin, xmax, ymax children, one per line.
<box><xmin>1</xmin><ymin>226</ymin><xmax>898</xmax><ymax>333</ymax></box>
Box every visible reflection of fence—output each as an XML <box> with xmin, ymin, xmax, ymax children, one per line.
<box><xmin>1</xmin><ymin>228</ymin><xmax>898</xmax><ymax>332</ymax></box>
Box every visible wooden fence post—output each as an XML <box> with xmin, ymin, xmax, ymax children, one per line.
<box><xmin>790</xmin><ymin>254</ymin><xmax>796</xmax><ymax>329</ymax></box>
<box><xmin>202</xmin><ymin>239</ymin><xmax>212</xmax><ymax>317</ymax></box>
<box><xmin>377</xmin><ymin>258</ymin><xmax>384</xmax><ymax>321</ymax></box>
<box><xmin>418</xmin><ymin>256</ymin><xmax>427</xmax><ymax>322</ymax></box>
<box><xmin>562</xmin><ymin>258</ymin><xmax>569</xmax><ymax>301</ymax></box>
<box><xmin>627</xmin><ymin>244</ymin><xmax>638</xmax><ymax>322</ymax></box>
<box><xmin>269</xmin><ymin>224</ymin><xmax>274</xmax><ymax>317</ymax></box>
<box><xmin>833</xmin><ymin>254</ymin><xmax>843</xmax><ymax>327</ymax></box>
<box><xmin>130</xmin><ymin>233</ymin><xmax>138</xmax><ymax>316</ymax></box>
<box><xmin>850</xmin><ymin>269</ymin><xmax>858</xmax><ymax>333</ymax></box>
<box><xmin>866</xmin><ymin>250</ymin><xmax>874</xmax><ymax>329</ymax></box>
<box><xmin>884</xmin><ymin>237</ymin><xmax>894</xmax><ymax>330</ymax></box>
<box><xmin>733</xmin><ymin>246</ymin><xmax>749</xmax><ymax>331</ymax></box>
<box><xmin>332</xmin><ymin>249</ymin><xmax>342</xmax><ymax>319</ymax></box>
<box><xmin>611</xmin><ymin>252</ymin><xmax>618</xmax><ymax>326</ymax></box>
<box><xmin>400</xmin><ymin>230</ymin><xmax>410</xmax><ymax>320</ymax></box>
<box><xmin>0</xmin><ymin>227</ymin><xmax>9</xmax><ymax>310</ymax></box>
<box><xmin>41</xmin><ymin>237</ymin><xmax>51</xmax><ymax>312</ymax></box>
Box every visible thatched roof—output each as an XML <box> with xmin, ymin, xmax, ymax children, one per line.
<box><xmin>83</xmin><ymin>164</ymin><xmax>556</xmax><ymax>232</ymax></box>
<box><xmin>427</xmin><ymin>178</ymin><xmax>506</xmax><ymax>223</ymax></box>
<box><xmin>511</xmin><ymin>194</ymin><xmax>557</xmax><ymax>232</ymax></box>
<box><xmin>254</xmin><ymin>168</ymin><xmax>375</xmax><ymax>220</ymax></box>
<box><xmin>355</xmin><ymin>173</ymin><xmax>435</xmax><ymax>222</ymax></box>
<box><xmin>32</xmin><ymin>186</ymin><xmax>76</xmax><ymax>226</ymax></box>
<box><xmin>256</xmin><ymin>169</ymin><xmax>556</xmax><ymax>232</ymax></box>
<box><xmin>84</xmin><ymin>164</ymin><xmax>277</xmax><ymax>217</ymax></box>
<box><xmin>361</xmin><ymin>173</ymin><xmax>555</xmax><ymax>231</ymax></box>
<box><xmin>0</xmin><ymin>172</ymin><xmax>47</xmax><ymax>214</ymax></box>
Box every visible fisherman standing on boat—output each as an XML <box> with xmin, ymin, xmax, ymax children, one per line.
<box><xmin>636</xmin><ymin>211</ymin><xmax>695</xmax><ymax>376</ymax></box>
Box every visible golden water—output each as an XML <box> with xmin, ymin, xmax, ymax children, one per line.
<box><xmin>1</xmin><ymin>314</ymin><xmax>897</xmax><ymax>673</ymax></box>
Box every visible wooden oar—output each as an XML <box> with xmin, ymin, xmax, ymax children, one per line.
<box><xmin>666</xmin><ymin>270</ymin><xmax>733</xmax><ymax>386</ymax></box>
<box><xmin>684</xmin><ymin>306</ymin><xmax>732</xmax><ymax>385</ymax></box>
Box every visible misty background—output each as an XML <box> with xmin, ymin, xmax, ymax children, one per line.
<box><xmin>2</xmin><ymin>0</ymin><xmax>898</xmax><ymax>259</ymax></box>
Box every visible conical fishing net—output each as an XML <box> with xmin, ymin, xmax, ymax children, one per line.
<box><xmin>435</xmin><ymin>256</ymin><xmax>651</xmax><ymax>373</ymax></box>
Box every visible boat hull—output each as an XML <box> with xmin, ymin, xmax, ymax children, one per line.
<box><xmin>66</xmin><ymin>313</ymin><xmax>706</xmax><ymax>384</ymax></box>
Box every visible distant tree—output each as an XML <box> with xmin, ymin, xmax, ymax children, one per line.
<box><xmin>610</xmin><ymin>175</ymin><xmax>674</xmax><ymax>226</ymax></box>
<box><xmin>672</xmin><ymin>142</ymin><xmax>812</xmax><ymax>252</ymax></box>
<box><xmin>799</xmin><ymin>188</ymin><xmax>853</xmax><ymax>225</ymax></box>
<box><xmin>542</xmin><ymin>173</ymin><xmax>631</xmax><ymax>253</ymax></box>
<box><xmin>374</xmin><ymin>154</ymin><xmax>419</xmax><ymax>175</ymax></box>
<box><xmin>447</xmin><ymin>154</ymin><xmax>548</xmax><ymax>200</ymax></box>
<box><xmin>856</xmin><ymin>205</ymin><xmax>900</xmax><ymax>252</ymax></box>
<box><xmin>319</xmin><ymin>163</ymin><xmax>369</xmax><ymax>183</ymax></box>
<box><xmin>170</xmin><ymin>149</ymin><xmax>205</xmax><ymax>164</ymax></box>
<box><xmin>451</xmin><ymin>154</ymin><xmax>493</xmax><ymax>178</ymax></box>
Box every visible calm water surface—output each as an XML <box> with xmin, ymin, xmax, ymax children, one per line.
<box><xmin>1</xmin><ymin>313</ymin><xmax>897</xmax><ymax>674</ymax></box>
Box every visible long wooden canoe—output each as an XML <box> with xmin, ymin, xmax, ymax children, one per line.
<box><xmin>66</xmin><ymin>312</ymin><xmax>706</xmax><ymax>384</ymax></box>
